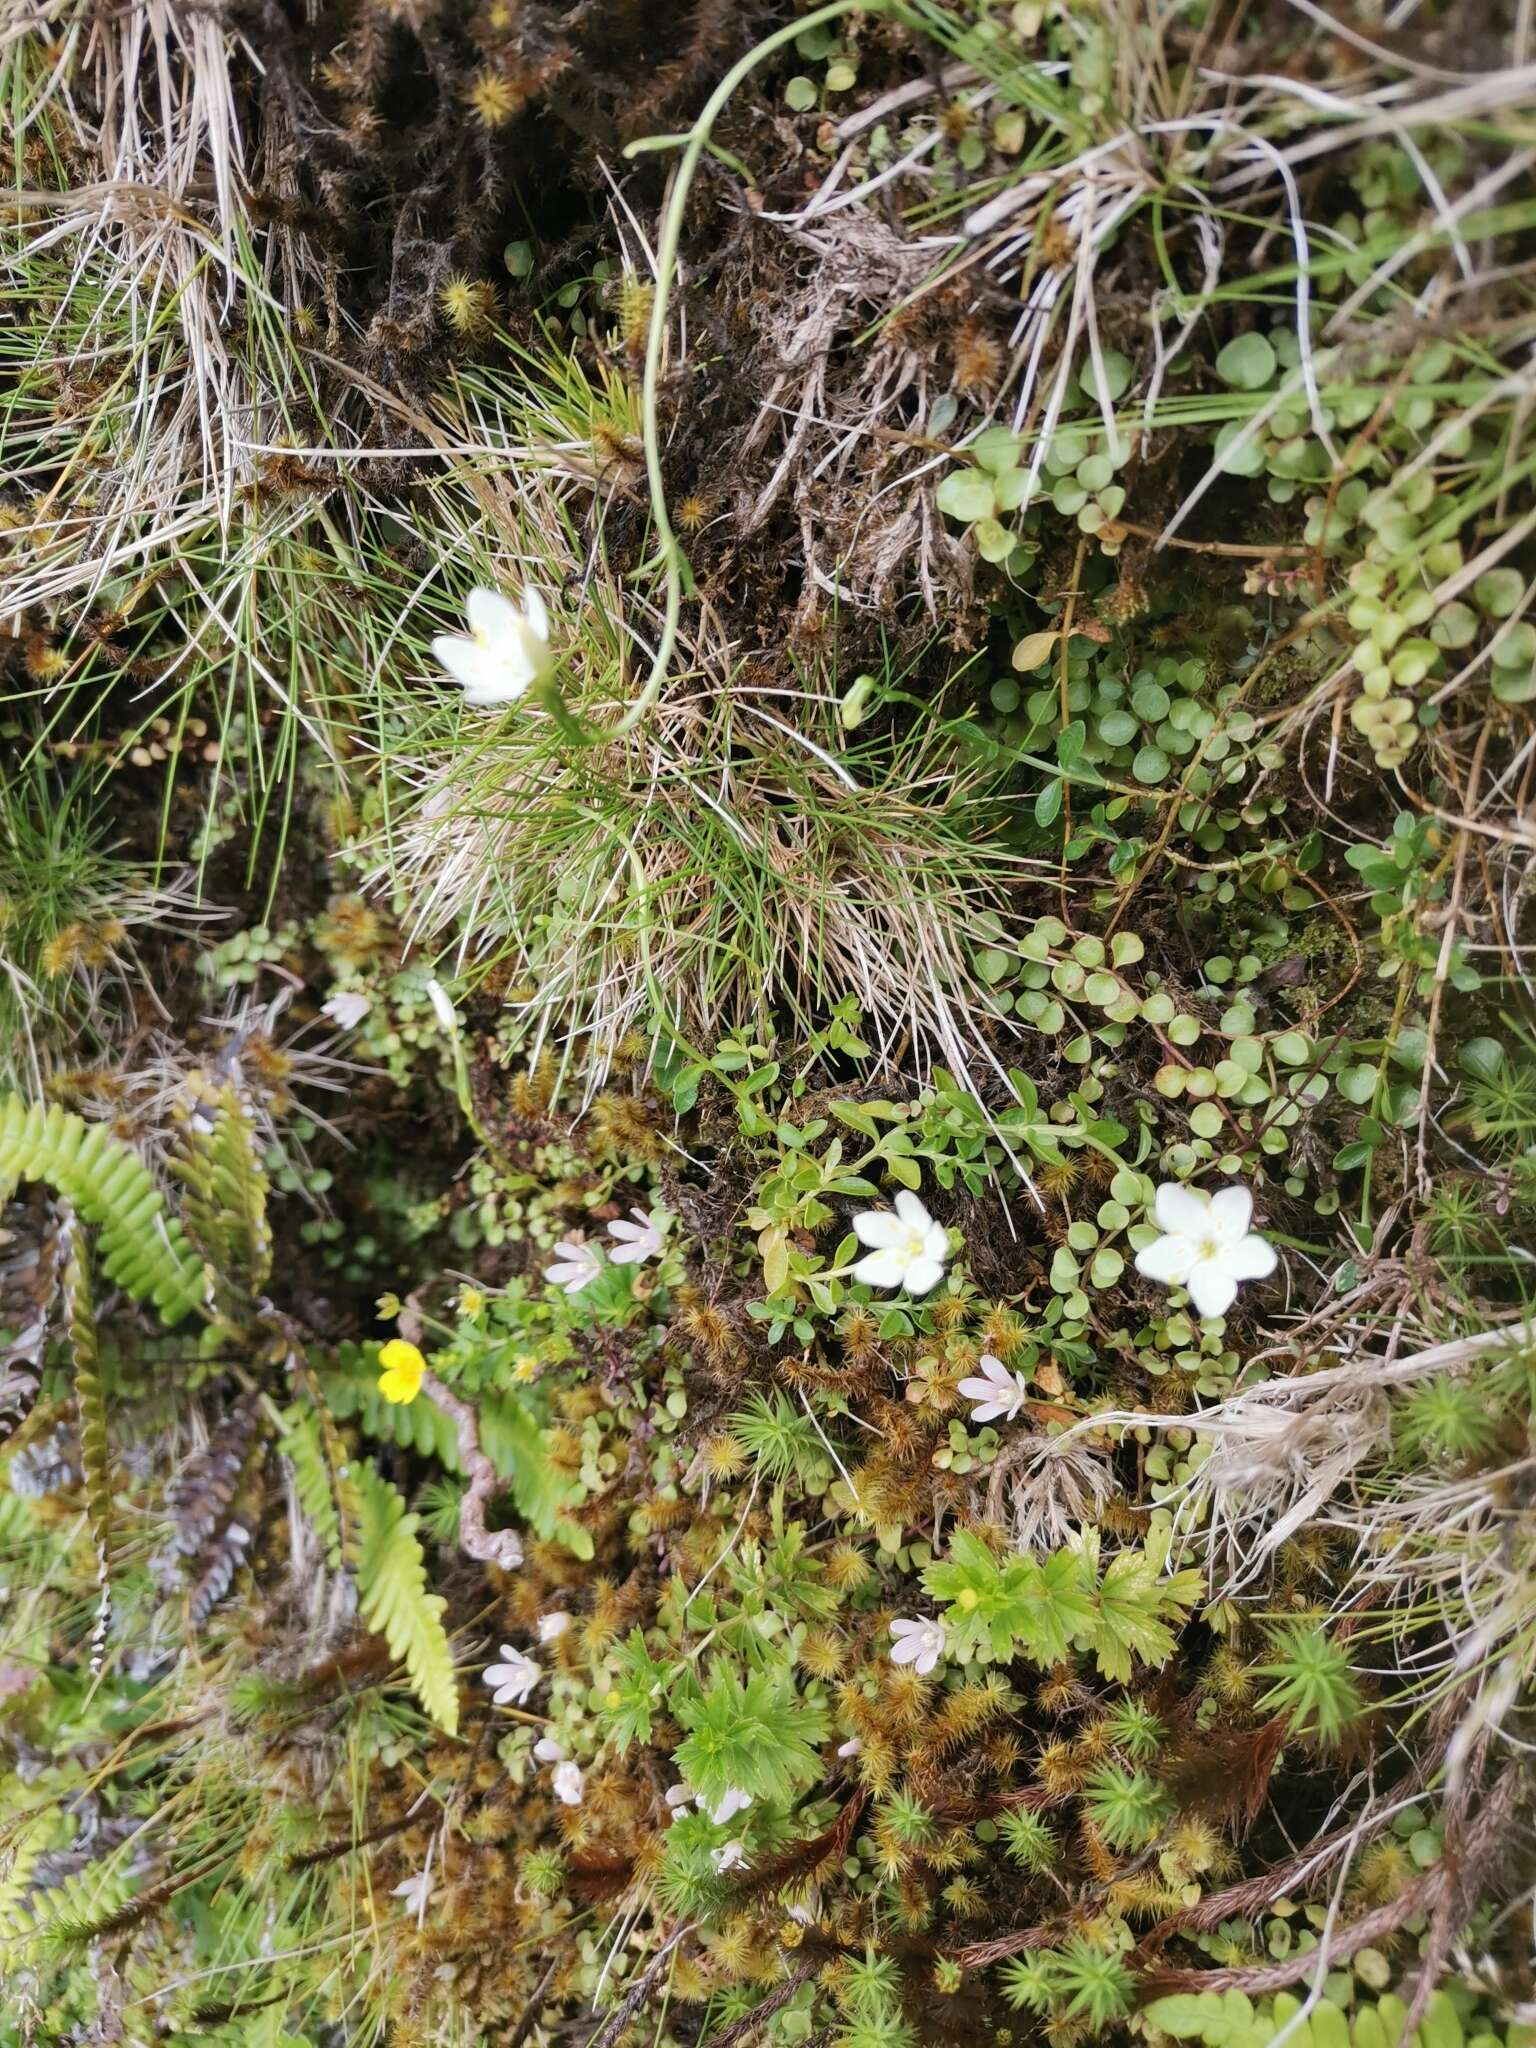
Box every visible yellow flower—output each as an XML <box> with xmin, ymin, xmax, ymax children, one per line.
<box><xmin>458</xmin><ymin>1286</ymin><xmax>485</xmax><ymax>1319</ymax></box>
<box><xmin>511</xmin><ymin>1352</ymin><xmax>541</xmax><ymax>1383</ymax></box>
<box><xmin>377</xmin><ymin>1338</ymin><xmax>426</xmax><ymax>1405</ymax></box>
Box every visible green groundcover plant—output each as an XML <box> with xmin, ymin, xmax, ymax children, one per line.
<box><xmin>3</xmin><ymin>1</ymin><xmax>1536</xmax><ymax>2045</ymax></box>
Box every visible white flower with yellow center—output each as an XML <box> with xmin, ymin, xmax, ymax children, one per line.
<box><xmin>432</xmin><ymin>585</ymin><xmax>554</xmax><ymax>706</ymax></box>
<box><xmin>1134</xmin><ymin>1182</ymin><xmax>1277</xmax><ymax>1319</ymax></box>
<box><xmin>850</xmin><ymin>1191</ymin><xmax>949</xmax><ymax>1296</ymax></box>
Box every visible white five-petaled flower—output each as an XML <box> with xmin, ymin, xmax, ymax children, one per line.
<box><xmin>425</xmin><ymin>978</ymin><xmax>459</xmax><ymax>1032</ymax></box>
<box><xmin>321</xmin><ymin>989</ymin><xmax>371</xmax><ymax>1030</ymax></box>
<box><xmin>544</xmin><ymin>1234</ymin><xmax>601</xmax><ymax>1294</ymax></box>
<box><xmin>851</xmin><ymin>1191</ymin><xmax>949</xmax><ymax>1296</ymax></box>
<box><xmin>889</xmin><ymin>1616</ymin><xmax>946</xmax><ymax>1676</ymax></box>
<box><xmin>606</xmin><ymin>1206</ymin><xmax>665</xmax><ymax>1266</ymax></box>
<box><xmin>432</xmin><ymin>585</ymin><xmax>555</xmax><ymax>707</ymax></box>
<box><xmin>392</xmin><ymin>1871</ymin><xmax>437</xmax><ymax>1918</ymax></box>
<box><xmin>537</xmin><ymin>1610</ymin><xmax>573</xmax><ymax>1643</ymax></box>
<box><xmin>704</xmin><ymin>1786</ymin><xmax>752</xmax><ymax>1826</ymax></box>
<box><xmin>1134</xmin><ymin>1182</ymin><xmax>1278</xmax><ymax>1320</ymax></box>
<box><xmin>483</xmin><ymin>1644</ymin><xmax>541</xmax><ymax>1706</ymax></box>
<box><xmin>552</xmin><ymin>1760</ymin><xmax>585</xmax><ymax>1806</ymax></box>
<box><xmin>711</xmin><ymin>1840</ymin><xmax>748</xmax><ymax>1874</ymax></box>
<box><xmin>956</xmin><ymin>1352</ymin><xmax>1029</xmax><ymax>1425</ymax></box>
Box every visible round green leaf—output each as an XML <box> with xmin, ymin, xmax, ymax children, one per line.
<box><xmin>1090</xmin><ymin>1246</ymin><xmax>1125</xmax><ymax>1288</ymax></box>
<box><xmin>1336</xmin><ymin>1064</ymin><xmax>1377</xmax><ymax>1104</ymax></box>
<box><xmin>936</xmin><ymin>470</ymin><xmax>996</xmax><ymax>522</ymax></box>
<box><xmin>1080</xmin><ymin>349</ymin><xmax>1132</xmax><ymax>401</ymax></box>
<box><xmin>1216</xmin><ymin>332</ymin><xmax>1277</xmax><ymax>390</ymax></box>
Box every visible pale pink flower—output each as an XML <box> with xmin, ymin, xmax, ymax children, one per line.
<box><xmin>889</xmin><ymin>1616</ymin><xmax>946</xmax><ymax>1676</ymax></box>
<box><xmin>607</xmin><ymin>1207</ymin><xmax>665</xmax><ymax>1265</ymax></box>
<box><xmin>321</xmin><ymin>989</ymin><xmax>371</xmax><ymax>1030</ymax></box>
<box><xmin>956</xmin><ymin>1353</ymin><xmax>1029</xmax><ymax>1425</ymax></box>
<box><xmin>544</xmin><ymin>1235</ymin><xmax>601</xmax><ymax>1294</ymax></box>
<box><xmin>483</xmin><ymin>1645</ymin><xmax>540</xmax><ymax>1705</ymax></box>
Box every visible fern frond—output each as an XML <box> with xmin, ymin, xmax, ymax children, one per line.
<box><xmin>169</xmin><ymin>1085</ymin><xmax>272</xmax><ymax>1328</ymax></box>
<box><xmin>326</xmin><ymin>1360</ymin><xmax>462</xmax><ymax>1467</ymax></box>
<box><xmin>0</xmin><ymin>1812</ymin><xmax>60</xmax><ymax>1938</ymax></box>
<box><xmin>1</xmin><ymin>1843</ymin><xmax>141</xmax><ymax>1960</ymax></box>
<box><xmin>280</xmin><ymin>1404</ymin><xmax>345</xmax><ymax>1569</ymax></box>
<box><xmin>59</xmin><ymin>1215</ymin><xmax>112</xmax><ymax>1670</ymax></box>
<box><xmin>355</xmin><ymin>1461</ymin><xmax>459</xmax><ymax>1734</ymax></box>
<box><xmin>0</xmin><ymin>1097</ymin><xmax>204</xmax><ymax>1322</ymax></box>
<box><xmin>323</xmin><ymin>1354</ymin><xmax>589</xmax><ymax>1552</ymax></box>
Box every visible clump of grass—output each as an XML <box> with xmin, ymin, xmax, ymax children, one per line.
<box><xmin>0</xmin><ymin>766</ymin><xmax>208</xmax><ymax>1090</ymax></box>
<box><xmin>345</xmin><ymin>341</ymin><xmax>1033</xmax><ymax>1087</ymax></box>
<box><xmin>387</xmin><ymin>664</ymin><xmax>1025</xmax><ymax>1087</ymax></box>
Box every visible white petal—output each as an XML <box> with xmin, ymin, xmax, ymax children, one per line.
<box><xmin>889</xmin><ymin>1619</ymin><xmax>921</xmax><ymax>1639</ymax></box>
<box><xmin>1135</xmin><ymin>1234</ymin><xmax>1196</xmax><ymax>1287</ymax></box>
<box><xmin>961</xmin><ymin>1395</ymin><xmax>1006</xmax><ymax>1422</ymax></box>
<box><xmin>433</xmin><ymin>633</ymin><xmax>509</xmax><ymax>697</ymax></box>
<box><xmin>914</xmin><ymin>1645</ymin><xmax>939</xmax><ymax>1676</ymax></box>
<box><xmin>979</xmin><ymin>1355</ymin><xmax>1011</xmax><ymax>1388</ymax></box>
<box><xmin>1186</xmin><ymin>1261</ymin><xmax>1238</xmax><ymax>1318</ymax></box>
<box><xmin>322</xmin><ymin>990</ymin><xmax>371</xmax><ymax>1029</ymax></box>
<box><xmin>521</xmin><ymin>587</ymin><xmax>550</xmax><ymax>640</ymax></box>
<box><xmin>607</xmin><ymin>1244</ymin><xmax>647</xmax><ymax>1265</ymax></box>
<box><xmin>852</xmin><ymin>1210</ymin><xmax>905</xmax><ymax>1249</ymax></box>
<box><xmin>1208</xmin><ymin>1185</ymin><xmax>1254</xmax><ymax>1241</ymax></box>
<box><xmin>852</xmin><ymin>1247</ymin><xmax>908</xmax><ymax>1288</ymax></box>
<box><xmin>1226</xmin><ymin>1233</ymin><xmax>1278</xmax><ymax>1283</ymax></box>
<box><xmin>921</xmin><ymin>1222</ymin><xmax>949</xmax><ymax>1261</ymax></box>
<box><xmin>461</xmin><ymin>674</ymin><xmax>532</xmax><ymax>707</ymax></box>
<box><xmin>1154</xmin><ymin>1182</ymin><xmax>1210</xmax><ymax>1236</ymax></box>
<box><xmin>889</xmin><ymin>1634</ymin><xmax>921</xmax><ymax>1664</ymax></box>
<box><xmin>487</xmin><ymin>637</ymin><xmax>540</xmax><ymax>692</ymax></box>
<box><xmin>903</xmin><ymin>1254</ymin><xmax>945</xmax><ymax>1297</ymax></box>
<box><xmin>466</xmin><ymin>586</ymin><xmax>522</xmax><ymax>642</ymax></box>
<box><xmin>957</xmin><ymin>1375</ymin><xmax>1001</xmax><ymax>1405</ymax></box>
<box><xmin>707</xmin><ymin>1787</ymin><xmax>752</xmax><ymax>1823</ymax></box>
<box><xmin>893</xmin><ymin>1190</ymin><xmax>933</xmax><ymax>1231</ymax></box>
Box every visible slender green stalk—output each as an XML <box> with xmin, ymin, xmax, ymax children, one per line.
<box><xmin>614</xmin><ymin>0</ymin><xmax>879</xmax><ymax>736</ymax></box>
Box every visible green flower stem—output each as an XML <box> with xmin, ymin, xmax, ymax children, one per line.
<box><xmin>613</xmin><ymin>0</ymin><xmax>878</xmax><ymax>737</ymax></box>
